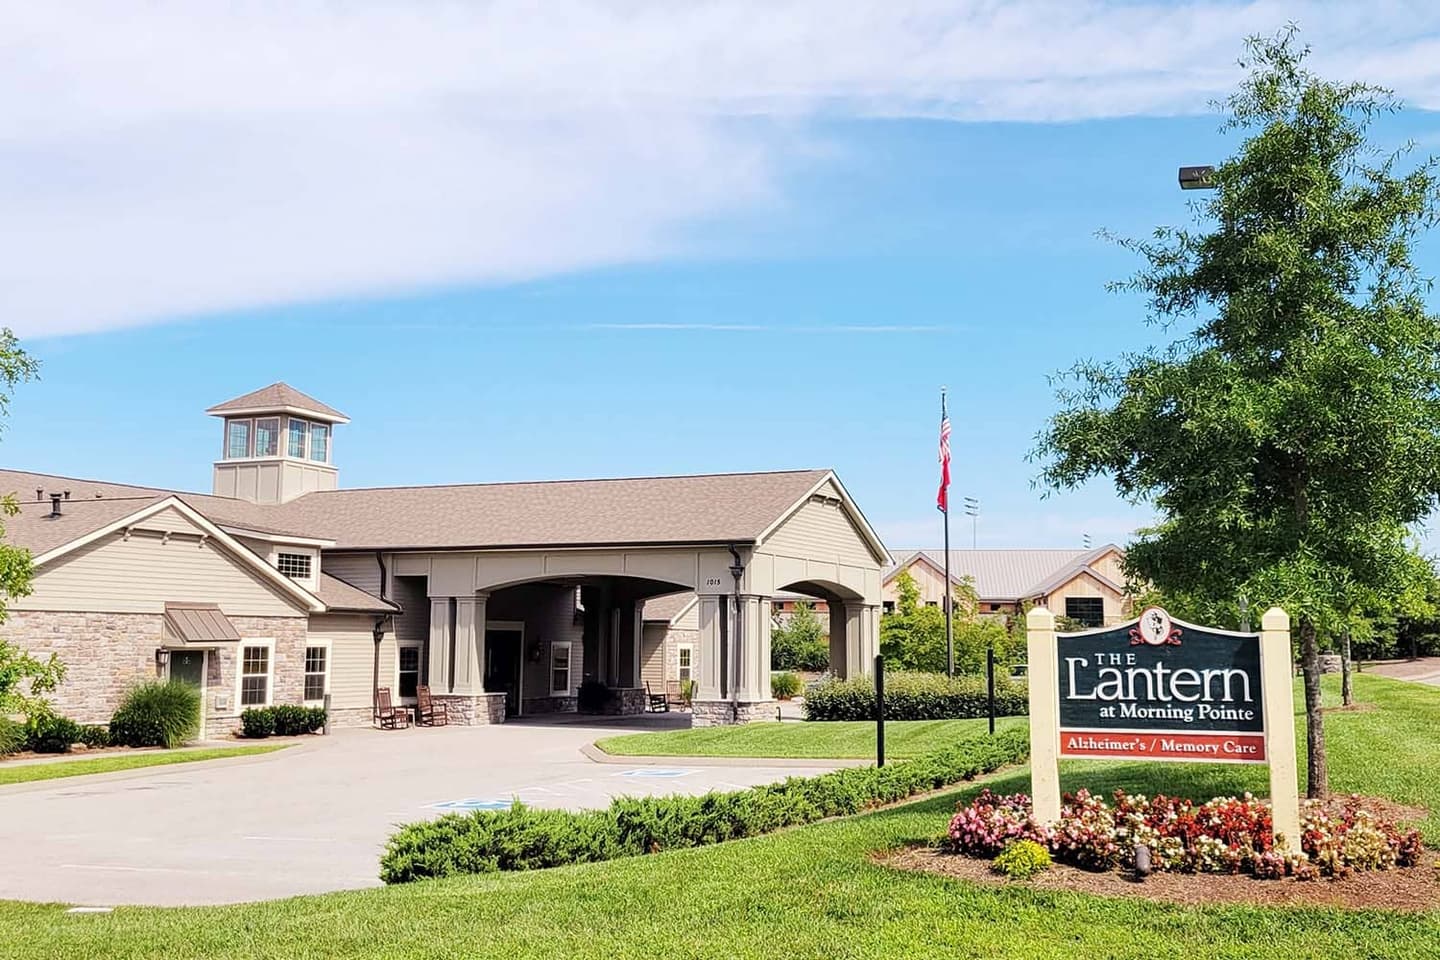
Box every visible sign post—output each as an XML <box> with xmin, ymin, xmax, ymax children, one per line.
<box><xmin>1026</xmin><ymin>604</ymin><xmax>1301</xmax><ymax>852</ymax></box>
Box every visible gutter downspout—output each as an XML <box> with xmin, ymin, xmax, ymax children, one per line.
<box><xmin>373</xmin><ymin>551</ymin><xmax>389</xmax><ymax>724</ymax></box>
<box><xmin>727</xmin><ymin>545</ymin><xmax>746</xmax><ymax>725</ymax></box>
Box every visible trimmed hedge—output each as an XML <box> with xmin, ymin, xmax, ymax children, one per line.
<box><xmin>803</xmin><ymin>670</ymin><xmax>1028</xmax><ymax>721</ymax></box>
<box><xmin>109</xmin><ymin>680</ymin><xmax>201</xmax><ymax>748</ymax></box>
<box><xmin>240</xmin><ymin>705</ymin><xmax>326</xmax><ymax>738</ymax></box>
<box><xmin>380</xmin><ymin>727</ymin><xmax>1029</xmax><ymax>883</ymax></box>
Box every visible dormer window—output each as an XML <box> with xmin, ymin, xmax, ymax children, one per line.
<box><xmin>226</xmin><ymin>419</ymin><xmax>251</xmax><ymax>459</ymax></box>
<box><xmin>254</xmin><ymin>418</ymin><xmax>280</xmax><ymax>457</ymax></box>
<box><xmin>276</xmin><ymin>552</ymin><xmax>313</xmax><ymax>579</ymax></box>
<box><xmin>309</xmin><ymin>423</ymin><xmax>329</xmax><ymax>463</ymax></box>
<box><xmin>287</xmin><ymin>418</ymin><xmax>307</xmax><ymax>458</ymax></box>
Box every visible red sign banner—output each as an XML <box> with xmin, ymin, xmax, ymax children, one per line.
<box><xmin>1059</xmin><ymin>729</ymin><xmax>1267</xmax><ymax>764</ymax></box>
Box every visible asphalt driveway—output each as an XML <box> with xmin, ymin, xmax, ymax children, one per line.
<box><xmin>0</xmin><ymin>719</ymin><xmax>843</xmax><ymax>906</ymax></box>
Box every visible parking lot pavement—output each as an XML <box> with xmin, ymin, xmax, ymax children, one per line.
<box><xmin>0</xmin><ymin>721</ymin><xmax>842</xmax><ymax>907</ymax></box>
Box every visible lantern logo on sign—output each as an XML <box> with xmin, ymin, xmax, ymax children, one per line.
<box><xmin>1130</xmin><ymin>606</ymin><xmax>1182</xmax><ymax>647</ymax></box>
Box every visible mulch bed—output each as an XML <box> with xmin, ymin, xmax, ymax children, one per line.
<box><xmin>877</xmin><ymin>846</ymin><xmax>1440</xmax><ymax>912</ymax></box>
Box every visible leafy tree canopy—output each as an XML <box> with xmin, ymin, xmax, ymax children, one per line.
<box><xmin>1033</xmin><ymin>29</ymin><xmax>1440</xmax><ymax>795</ymax></box>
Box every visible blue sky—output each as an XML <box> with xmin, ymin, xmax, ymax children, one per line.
<box><xmin>5</xmin><ymin>4</ymin><xmax>1440</xmax><ymax>551</ymax></box>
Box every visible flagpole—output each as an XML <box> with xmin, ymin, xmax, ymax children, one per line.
<box><xmin>941</xmin><ymin>389</ymin><xmax>954</xmax><ymax>679</ymax></box>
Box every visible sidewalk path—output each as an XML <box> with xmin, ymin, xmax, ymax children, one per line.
<box><xmin>1365</xmin><ymin>658</ymin><xmax>1440</xmax><ymax>687</ymax></box>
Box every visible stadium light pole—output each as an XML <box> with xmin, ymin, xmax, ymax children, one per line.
<box><xmin>963</xmin><ymin>497</ymin><xmax>978</xmax><ymax>549</ymax></box>
<box><xmin>1178</xmin><ymin>165</ymin><xmax>1216</xmax><ymax>190</ymax></box>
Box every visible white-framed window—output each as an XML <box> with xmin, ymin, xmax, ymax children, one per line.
<box><xmin>677</xmin><ymin>643</ymin><xmax>694</xmax><ymax>683</ymax></box>
<box><xmin>254</xmin><ymin>417</ymin><xmax>280</xmax><ymax>457</ymax></box>
<box><xmin>303</xmin><ymin>644</ymin><xmax>328</xmax><ymax>703</ymax></box>
<box><xmin>287</xmin><ymin>418</ymin><xmax>308</xmax><ymax>458</ymax></box>
<box><xmin>225</xmin><ymin>419</ymin><xmax>252</xmax><ymax>459</ymax></box>
<box><xmin>276</xmin><ymin>552</ymin><xmax>312</xmax><ymax>579</ymax></box>
<box><xmin>309</xmin><ymin>423</ymin><xmax>330</xmax><ymax>462</ymax></box>
<box><xmin>398</xmin><ymin>645</ymin><xmax>420</xmax><ymax>699</ymax></box>
<box><xmin>238</xmin><ymin>641</ymin><xmax>273</xmax><ymax>707</ymax></box>
<box><xmin>550</xmin><ymin>641</ymin><xmax>572</xmax><ymax>696</ymax></box>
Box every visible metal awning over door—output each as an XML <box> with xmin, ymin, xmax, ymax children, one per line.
<box><xmin>162</xmin><ymin>602</ymin><xmax>241</xmax><ymax>648</ymax></box>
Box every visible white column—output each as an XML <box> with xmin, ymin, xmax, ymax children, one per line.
<box><xmin>632</xmin><ymin>599</ymin><xmax>644</xmax><ymax>689</ymax></box>
<box><xmin>828</xmin><ymin>602</ymin><xmax>848</xmax><ymax>677</ymax></box>
<box><xmin>696</xmin><ymin>595</ymin><xmax>724</xmax><ymax>701</ymax></box>
<box><xmin>842</xmin><ymin>602</ymin><xmax>878</xmax><ymax>678</ymax></box>
<box><xmin>734</xmin><ymin>595</ymin><xmax>770</xmax><ymax>702</ymax></box>
<box><xmin>1261</xmin><ymin>607</ymin><xmax>1301</xmax><ymax>851</ymax></box>
<box><xmin>453</xmin><ymin>595</ymin><xmax>487</xmax><ymax>695</ymax></box>
<box><xmin>1026</xmin><ymin>606</ymin><xmax>1061</xmax><ymax>825</ymax></box>
<box><xmin>428</xmin><ymin>598</ymin><xmax>451</xmax><ymax>692</ymax></box>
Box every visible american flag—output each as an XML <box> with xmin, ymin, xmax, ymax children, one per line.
<box><xmin>936</xmin><ymin>395</ymin><xmax>951</xmax><ymax>513</ymax></box>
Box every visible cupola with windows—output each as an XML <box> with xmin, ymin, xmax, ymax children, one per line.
<box><xmin>206</xmin><ymin>383</ymin><xmax>348</xmax><ymax>504</ymax></box>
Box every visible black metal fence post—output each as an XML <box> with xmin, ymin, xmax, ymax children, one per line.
<box><xmin>875</xmin><ymin>654</ymin><xmax>885</xmax><ymax>768</ymax></box>
<box><xmin>986</xmin><ymin>645</ymin><xmax>996</xmax><ymax>736</ymax></box>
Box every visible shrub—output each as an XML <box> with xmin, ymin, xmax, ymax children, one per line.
<box><xmin>77</xmin><ymin>724</ymin><xmax>111</xmax><ymax>749</ymax></box>
<box><xmin>241</xmin><ymin>705</ymin><xmax>327</xmax><ymax>738</ymax></box>
<box><xmin>771</xmin><ymin>671</ymin><xmax>801</xmax><ymax>700</ymax></box>
<box><xmin>0</xmin><ymin>716</ymin><xmax>26</xmax><ymax>756</ymax></box>
<box><xmin>109</xmin><ymin>680</ymin><xmax>201</xmax><ymax>748</ymax></box>
<box><xmin>577</xmin><ymin>679</ymin><xmax>613</xmax><ymax>713</ymax></box>
<box><xmin>240</xmin><ymin>708</ymin><xmax>276</xmax><ymax>739</ymax></box>
<box><xmin>679</xmin><ymin>678</ymin><xmax>696</xmax><ymax>707</ymax></box>
<box><xmin>803</xmin><ymin>670</ymin><xmax>1028</xmax><ymax>721</ymax></box>
<box><xmin>24</xmin><ymin>712</ymin><xmax>82</xmax><ymax>753</ymax></box>
<box><xmin>948</xmin><ymin>788</ymin><xmax>1424</xmax><ymax>880</ymax></box>
<box><xmin>381</xmin><ymin>728</ymin><xmax>1031</xmax><ymax>883</ymax></box>
<box><xmin>992</xmin><ymin>839</ymin><xmax>1050</xmax><ymax>880</ymax></box>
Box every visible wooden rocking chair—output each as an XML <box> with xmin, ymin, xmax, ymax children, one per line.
<box><xmin>375</xmin><ymin>687</ymin><xmax>410</xmax><ymax>729</ymax></box>
<box><xmin>416</xmin><ymin>685</ymin><xmax>449</xmax><ymax>726</ymax></box>
<box><xmin>645</xmin><ymin>681</ymin><xmax>669</xmax><ymax>713</ymax></box>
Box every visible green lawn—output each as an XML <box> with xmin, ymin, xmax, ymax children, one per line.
<box><xmin>0</xmin><ymin>674</ymin><xmax>1435</xmax><ymax>959</ymax></box>
<box><xmin>595</xmin><ymin>715</ymin><xmax>1026</xmax><ymax>759</ymax></box>
<box><xmin>0</xmin><ymin>744</ymin><xmax>288</xmax><ymax>786</ymax></box>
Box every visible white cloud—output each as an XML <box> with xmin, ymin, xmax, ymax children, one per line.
<box><xmin>5</xmin><ymin>1</ymin><xmax>1440</xmax><ymax>336</ymax></box>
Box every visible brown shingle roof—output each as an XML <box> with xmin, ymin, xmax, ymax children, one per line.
<box><xmin>642</xmin><ymin>592</ymin><xmax>695</xmax><ymax>623</ymax></box>
<box><xmin>1</xmin><ymin>466</ymin><xmax>837</xmax><ymax>554</ymax></box>
<box><xmin>317</xmin><ymin>572</ymin><xmax>399</xmax><ymax>614</ymax></box>
<box><xmin>205</xmin><ymin>382</ymin><xmax>349</xmax><ymax>423</ymax></box>
<box><xmin>270</xmin><ymin>469</ymin><xmax>831</xmax><ymax>550</ymax></box>
<box><xmin>0</xmin><ymin>469</ymin><xmax>324</xmax><ymax>544</ymax></box>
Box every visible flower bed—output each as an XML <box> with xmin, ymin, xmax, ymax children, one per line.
<box><xmin>947</xmin><ymin>788</ymin><xmax>1423</xmax><ymax>880</ymax></box>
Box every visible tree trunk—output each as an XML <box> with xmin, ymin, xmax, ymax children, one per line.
<box><xmin>1340</xmin><ymin>629</ymin><xmax>1353</xmax><ymax>707</ymax></box>
<box><xmin>1300</xmin><ymin>616</ymin><xmax>1327</xmax><ymax>798</ymax></box>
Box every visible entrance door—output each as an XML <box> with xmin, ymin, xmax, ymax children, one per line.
<box><xmin>168</xmin><ymin>650</ymin><xmax>206</xmax><ymax>737</ymax></box>
<box><xmin>484</xmin><ymin>629</ymin><xmax>523</xmax><ymax>718</ymax></box>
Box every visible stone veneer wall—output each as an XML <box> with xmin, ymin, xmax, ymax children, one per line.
<box><xmin>5</xmin><ymin>609</ymin><xmax>309</xmax><ymax>737</ymax></box>
<box><xmin>691</xmin><ymin>698</ymin><xmax>778</xmax><ymax>726</ymax></box>
<box><xmin>432</xmin><ymin>692</ymin><xmax>507</xmax><ymax>725</ymax></box>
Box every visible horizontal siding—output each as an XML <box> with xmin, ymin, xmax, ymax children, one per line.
<box><xmin>761</xmin><ymin>497</ymin><xmax>875</xmax><ymax>566</ymax></box>
<box><xmin>19</xmin><ymin>527</ymin><xmax>304</xmax><ymax>617</ymax></box>
<box><xmin>391</xmin><ymin>576</ymin><xmax>429</xmax><ymax>644</ymax></box>
<box><xmin>641</xmin><ymin>623</ymin><xmax>666</xmax><ymax>687</ymax></box>
<box><xmin>673</xmin><ymin>599</ymin><xmax>699</xmax><ymax>631</ymax></box>
<box><xmin>321</xmin><ymin>552</ymin><xmax>384</xmax><ymax>596</ymax></box>
<box><xmin>308</xmin><ymin>613</ymin><xmax>396</xmax><ymax>711</ymax></box>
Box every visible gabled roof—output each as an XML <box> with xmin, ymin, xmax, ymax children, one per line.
<box><xmin>887</xmin><ymin>545</ymin><xmax>1125</xmax><ymax>602</ymax></box>
<box><xmin>21</xmin><ymin>495</ymin><xmax>327</xmax><ymax>614</ymax></box>
<box><xmin>2</xmin><ymin>467</ymin><xmax>875</xmax><ymax>592</ymax></box>
<box><xmin>270</xmin><ymin>468</ymin><xmax>835</xmax><ymax>551</ymax></box>
<box><xmin>205</xmin><ymin>382</ymin><xmax>349</xmax><ymax>424</ymax></box>
<box><xmin>641</xmin><ymin>592</ymin><xmax>695</xmax><ymax>624</ymax></box>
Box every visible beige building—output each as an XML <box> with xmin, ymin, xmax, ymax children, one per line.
<box><xmin>3</xmin><ymin>383</ymin><xmax>890</xmax><ymax>729</ymax></box>
<box><xmin>882</xmin><ymin>546</ymin><xmax>1130</xmax><ymax>626</ymax></box>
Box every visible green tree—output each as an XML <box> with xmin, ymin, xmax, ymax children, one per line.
<box><xmin>770</xmin><ymin>600</ymin><xmax>829</xmax><ymax>671</ymax></box>
<box><xmin>1033</xmin><ymin>30</ymin><xmax>1440</xmax><ymax>798</ymax></box>
<box><xmin>879</xmin><ymin>569</ymin><xmax>1016</xmax><ymax>674</ymax></box>
<box><xmin>0</xmin><ymin>330</ymin><xmax>54</xmax><ymax>719</ymax></box>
